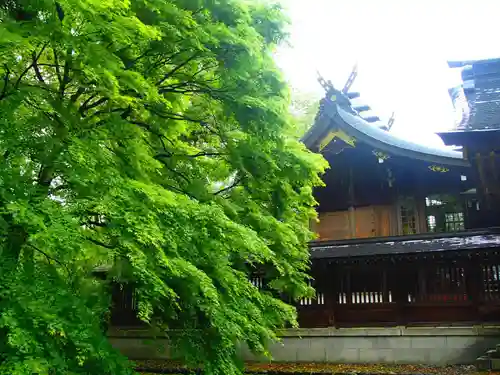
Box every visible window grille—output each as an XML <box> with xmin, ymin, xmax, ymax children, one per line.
<box><xmin>445</xmin><ymin>212</ymin><xmax>464</xmax><ymax>232</ymax></box>
<box><xmin>400</xmin><ymin>203</ymin><xmax>417</xmax><ymax>235</ymax></box>
<box><xmin>427</xmin><ymin>215</ymin><xmax>437</xmax><ymax>232</ymax></box>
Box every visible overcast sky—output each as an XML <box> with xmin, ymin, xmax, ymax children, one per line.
<box><xmin>275</xmin><ymin>0</ymin><xmax>500</xmax><ymax>147</ymax></box>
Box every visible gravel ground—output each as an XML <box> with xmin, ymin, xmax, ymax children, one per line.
<box><xmin>134</xmin><ymin>360</ymin><xmax>500</xmax><ymax>374</ymax></box>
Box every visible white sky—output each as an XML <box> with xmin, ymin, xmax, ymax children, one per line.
<box><xmin>275</xmin><ymin>0</ymin><xmax>500</xmax><ymax>147</ymax></box>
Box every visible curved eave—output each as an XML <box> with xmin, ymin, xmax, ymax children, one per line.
<box><xmin>323</xmin><ymin>100</ymin><xmax>470</xmax><ymax>168</ymax></box>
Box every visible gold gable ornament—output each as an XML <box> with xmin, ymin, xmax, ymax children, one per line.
<box><xmin>428</xmin><ymin>165</ymin><xmax>449</xmax><ymax>173</ymax></box>
<box><xmin>318</xmin><ymin>130</ymin><xmax>356</xmax><ymax>152</ymax></box>
<box><xmin>373</xmin><ymin>150</ymin><xmax>390</xmax><ymax>163</ymax></box>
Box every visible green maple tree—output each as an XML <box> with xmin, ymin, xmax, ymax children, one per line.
<box><xmin>0</xmin><ymin>0</ymin><xmax>327</xmax><ymax>374</ymax></box>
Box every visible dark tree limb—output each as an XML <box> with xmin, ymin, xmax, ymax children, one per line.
<box><xmin>15</xmin><ymin>43</ymin><xmax>48</xmax><ymax>88</ymax></box>
<box><xmin>0</xmin><ymin>65</ymin><xmax>10</xmax><ymax>101</ymax></box>
<box><xmin>156</xmin><ymin>52</ymin><xmax>201</xmax><ymax>86</ymax></box>
<box><xmin>79</xmin><ymin>93</ymin><xmax>98</xmax><ymax>114</ymax></box>
<box><xmin>163</xmin><ymin>182</ymin><xmax>198</xmax><ymax>200</ymax></box>
<box><xmin>60</xmin><ymin>47</ymin><xmax>73</xmax><ymax>98</ymax></box>
<box><xmin>37</xmin><ymin>165</ymin><xmax>54</xmax><ymax>188</ymax></box>
<box><xmin>22</xmin><ymin>83</ymin><xmax>58</xmax><ymax>94</ymax></box>
<box><xmin>156</xmin><ymin>152</ymin><xmax>227</xmax><ymax>158</ymax></box>
<box><xmin>159</xmin><ymin>87</ymin><xmax>212</xmax><ymax>95</ymax></box>
<box><xmin>87</xmin><ymin>107</ymin><xmax>129</xmax><ymax>119</ymax></box>
<box><xmin>82</xmin><ymin>97</ymin><xmax>108</xmax><ymax>112</ymax></box>
<box><xmin>130</xmin><ymin>121</ymin><xmax>174</xmax><ymax>150</ymax></box>
<box><xmin>70</xmin><ymin>87</ymin><xmax>86</xmax><ymax>103</ymax></box>
<box><xmin>29</xmin><ymin>244</ymin><xmax>69</xmax><ymax>273</ymax></box>
<box><xmin>125</xmin><ymin>49</ymin><xmax>152</xmax><ymax>69</ymax></box>
<box><xmin>31</xmin><ymin>52</ymin><xmax>45</xmax><ymax>83</ymax></box>
<box><xmin>146</xmin><ymin>107</ymin><xmax>206</xmax><ymax>124</ymax></box>
<box><xmin>214</xmin><ymin>177</ymin><xmax>242</xmax><ymax>196</ymax></box>
<box><xmin>52</xmin><ymin>47</ymin><xmax>62</xmax><ymax>87</ymax></box>
<box><xmin>154</xmin><ymin>155</ymin><xmax>190</xmax><ymax>184</ymax></box>
<box><xmin>87</xmin><ymin>237</ymin><xmax>116</xmax><ymax>250</ymax></box>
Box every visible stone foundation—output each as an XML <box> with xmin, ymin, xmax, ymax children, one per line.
<box><xmin>108</xmin><ymin>325</ymin><xmax>500</xmax><ymax>365</ymax></box>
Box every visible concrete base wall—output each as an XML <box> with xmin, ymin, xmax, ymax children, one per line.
<box><xmin>108</xmin><ymin>326</ymin><xmax>500</xmax><ymax>365</ymax></box>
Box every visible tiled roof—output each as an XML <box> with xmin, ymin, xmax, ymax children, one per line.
<box><xmin>310</xmin><ymin>228</ymin><xmax>500</xmax><ymax>259</ymax></box>
<box><xmin>449</xmin><ymin>59</ymin><xmax>500</xmax><ymax>130</ymax></box>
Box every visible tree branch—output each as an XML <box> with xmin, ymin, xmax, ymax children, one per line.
<box><xmin>163</xmin><ymin>182</ymin><xmax>198</xmax><ymax>200</ymax></box>
<box><xmin>156</xmin><ymin>152</ymin><xmax>227</xmax><ymax>158</ymax></box>
<box><xmin>52</xmin><ymin>47</ymin><xmax>62</xmax><ymax>87</ymax></box>
<box><xmin>79</xmin><ymin>93</ymin><xmax>97</xmax><ymax>114</ymax></box>
<box><xmin>146</xmin><ymin>107</ymin><xmax>206</xmax><ymax>124</ymax></box>
<box><xmin>15</xmin><ymin>43</ymin><xmax>48</xmax><ymax>88</ymax></box>
<box><xmin>153</xmin><ymin>155</ymin><xmax>190</xmax><ymax>184</ymax></box>
<box><xmin>87</xmin><ymin>107</ymin><xmax>129</xmax><ymax>120</ymax></box>
<box><xmin>70</xmin><ymin>87</ymin><xmax>86</xmax><ymax>103</ymax></box>
<box><xmin>37</xmin><ymin>165</ymin><xmax>54</xmax><ymax>188</ymax></box>
<box><xmin>156</xmin><ymin>52</ymin><xmax>201</xmax><ymax>86</ymax></box>
<box><xmin>125</xmin><ymin>49</ymin><xmax>152</xmax><ymax>69</ymax></box>
<box><xmin>87</xmin><ymin>237</ymin><xmax>116</xmax><ymax>250</ymax></box>
<box><xmin>82</xmin><ymin>97</ymin><xmax>108</xmax><ymax>112</ymax></box>
<box><xmin>29</xmin><ymin>244</ymin><xmax>69</xmax><ymax>273</ymax></box>
<box><xmin>130</xmin><ymin>121</ymin><xmax>174</xmax><ymax>150</ymax></box>
<box><xmin>60</xmin><ymin>47</ymin><xmax>72</xmax><ymax>98</ymax></box>
<box><xmin>22</xmin><ymin>83</ymin><xmax>58</xmax><ymax>94</ymax></box>
<box><xmin>214</xmin><ymin>177</ymin><xmax>242</xmax><ymax>196</ymax></box>
<box><xmin>0</xmin><ymin>65</ymin><xmax>10</xmax><ymax>101</ymax></box>
<box><xmin>31</xmin><ymin>52</ymin><xmax>45</xmax><ymax>83</ymax></box>
<box><xmin>158</xmin><ymin>87</ymin><xmax>213</xmax><ymax>95</ymax></box>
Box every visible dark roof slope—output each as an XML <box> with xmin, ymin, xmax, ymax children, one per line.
<box><xmin>310</xmin><ymin>228</ymin><xmax>500</xmax><ymax>259</ymax></box>
<box><xmin>448</xmin><ymin>58</ymin><xmax>500</xmax><ymax>130</ymax></box>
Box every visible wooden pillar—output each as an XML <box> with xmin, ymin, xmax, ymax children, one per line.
<box><xmin>327</xmin><ymin>261</ymin><xmax>337</xmax><ymax>326</ymax></box>
<box><xmin>415</xmin><ymin>196</ymin><xmax>428</xmax><ymax>234</ymax></box>
<box><xmin>465</xmin><ymin>259</ymin><xmax>482</xmax><ymax>321</ymax></box>
<box><xmin>382</xmin><ymin>267</ymin><xmax>388</xmax><ymax>303</ymax></box>
<box><xmin>418</xmin><ymin>267</ymin><xmax>427</xmax><ymax>303</ymax></box>
<box><xmin>345</xmin><ymin>267</ymin><xmax>352</xmax><ymax>305</ymax></box>
<box><xmin>471</xmin><ymin>151</ymin><xmax>500</xmax><ymax>227</ymax></box>
<box><xmin>348</xmin><ymin>167</ymin><xmax>356</xmax><ymax>237</ymax></box>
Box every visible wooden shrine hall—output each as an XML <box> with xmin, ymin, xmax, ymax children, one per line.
<box><xmin>295</xmin><ymin>76</ymin><xmax>500</xmax><ymax>328</ymax></box>
<box><xmin>103</xmin><ymin>66</ymin><xmax>500</xmax><ymax>331</ymax></box>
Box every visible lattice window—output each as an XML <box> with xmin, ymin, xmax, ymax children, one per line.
<box><xmin>110</xmin><ymin>283</ymin><xmax>140</xmax><ymax>326</ymax></box>
<box><xmin>112</xmin><ymin>283</ymin><xmax>138</xmax><ymax>311</ymax></box>
<box><xmin>337</xmin><ymin>291</ymin><xmax>389</xmax><ymax>305</ymax></box>
<box><xmin>426</xmin><ymin>198</ymin><xmax>443</xmax><ymax>206</ymax></box>
<box><xmin>482</xmin><ymin>264</ymin><xmax>500</xmax><ymax>300</ymax></box>
<box><xmin>337</xmin><ymin>268</ymin><xmax>390</xmax><ymax>305</ymax></box>
<box><xmin>423</xmin><ymin>266</ymin><xmax>468</xmax><ymax>302</ymax></box>
<box><xmin>445</xmin><ymin>212</ymin><xmax>464</xmax><ymax>232</ymax></box>
<box><xmin>400</xmin><ymin>202</ymin><xmax>417</xmax><ymax>235</ymax></box>
<box><xmin>427</xmin><ymin>215</ymin><xmax>437</xmax><ymax>232</ymax></box>
<box><xmin>250</xmin><ymin>276</ymin><xmax>264</xmax><ymax>289</ymax></box>
<box><xmin>299</xmin><ymin>292</ymin><xmax>325</xmax><ymax>306</ymax></box>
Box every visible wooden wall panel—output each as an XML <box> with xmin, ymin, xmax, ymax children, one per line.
<box><xmin>354</xmin><ymin>207</ymin><xmax>376</xmax><ymax>238</ymax></box>
<box><xmin>315</xmin><ymin>205</ymin><xmax>397</xmax><ymax>240</ymax></box>
<box><xmin>373</xmin><ymin>205</ymin><xmax>395</xmax><ymax>237</ymax></box>
<box><xmin>316</xmin><ymin>211</ymin><xmax>351</xmax><ymax>240</ymax></box>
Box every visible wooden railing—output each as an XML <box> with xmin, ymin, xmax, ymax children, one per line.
<box><xmin>108</xmin><ymin>255</ymin><xmax>500</xmax><ymax>328</ymax></box>
<box><xmin>296</xmin><ymin>258</ymin><xmax>500</xmax><ymax>328</ymax></box>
